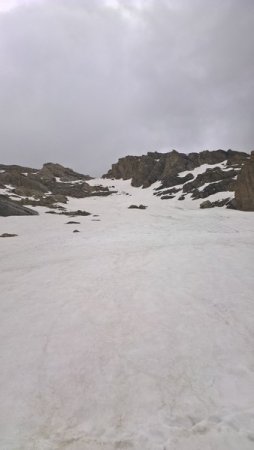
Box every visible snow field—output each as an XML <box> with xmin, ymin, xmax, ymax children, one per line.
<box><xmin>0</xmin><ymin>179</ymin><xmax>254</xmax><ymax>449</ymax></box>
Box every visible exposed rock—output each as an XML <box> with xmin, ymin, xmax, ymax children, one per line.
<box><xmin>159</xmin><ymin>173</ymin><xmax>194</xmax><ymax>189</ymax></box>
<box><xmin>67</xmin><ymin>210</ymin><xmax>91</xmax><ymax>217</ymax></box>
<box><xmin>161</xmin><ymin>195</ymin><xmax>175</xmax><ymax>200</ymax></box>
<box><xmin>154</xmin><ymin>187</ymin><xmax>181</xmax><ymax>197</ymax></box>
<box><xmin>0</xmin><ymin>163</ymin><xmax>35</xmax><ymax>173</ymax></box>
<box><xmin>128</xmin><ymin>204</ymin><xmax>147</xmax><ymax>209</ymax></box>
<box><xmin>188</xmin><ymin>149</ymin><xmax>228</xmax><ymax>166</ymax></box>
<box><xmin>200</xmin><ymin>198</ymin><xmax>231</xmax><ymax>209</ymax></box>
<box><xmin>46</xmin><ymin>209</ymin><xmax>91</xmax><ymax>217</ymax></box>
<box><xmin>0</xmin><ymin>162</ymin><xmax>115</xmax><ymax>211</ymax></box>
<box><xmin>73</xmin><ymin>229</ymin><xmax>80</xmax><ymax>233</ymax></box>
<box><xmin>226</xmin><ymin>149</ymin><xmax>249</xmax><ymax>166</ymax></box>
<box><xmin>235</xmin><ymin>152</ymin><xmax>254</xmax><ymax>211</ymax></box>
<box><xmin>38</xmin><ymin>162</ymin><xmax>92</xmax><ymax>182</ymax></box>
<box><xmin>191</xmin><ymin>179</ymin><xmax>236</xmax><ymax>200</ymax></box>
<box><xmin>0</xmin><ymin>233</ymin><xmax>18</xmax><ymax>238</ymax></box>
<box><xmin>104</xmin><ymin>149</ymin><xmax>248</xmax><ymax>189</ymax></box>
<box><xmin>0</xmin><ymin>171</ymin><xmax>48</xmax><ymax>194</ymax></box>
<box><xmin>20</xmin><ymin>194</ymin><xmax>68</xmax><ymax>208</ymax></box>
<box><xmin>200</xmin><ymin>200</ymin><xmax>213</xmax><ymax>209</ymax></box>
<box><xmin>183</xmin><ymin>167</ymin><xmax>238</xmax><ymax>195</ymax></box>
<box><xmin>66</xmin><ymin>221</ymin><xmax>81</xmax><ymax>224</ymax></box>
<box><xmin>0</xmin><ymin>196</ymin><xmax>38</xmax><ymax>216</ymax></box>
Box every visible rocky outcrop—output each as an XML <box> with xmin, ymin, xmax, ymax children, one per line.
<box><xmin>104</xmin><ymin>149</ymin><xmax>249</xmax><ymax>208</ymax></box>
<box><xmin>0</xmin><ymin>162</ymin><xmax>115</xmax><ymax>210</ymax></box>
<box><xmin>38</xmin><ymin>162</ymin><xmax>91</xmax><ymax>182</ymax></box>
<box><xmin>104</xmin><ymin>149</ymin><xmax>248</xmax><ymax>189</ymax></box>
<box><xmin>183</xmin><ymin>167</ymin><xmax>237</xmax><ymax>194</ymax></box>
<box><xmin>235</xmin><ymin>152</ymin><xmax>254</xmax><ymax>211</ymax></box>
<box><xmin>200</xmin><ymin>198</ymin><xmax>232</xmax><ymax>209</ymax></box>
<box><xmin>0</xmin><ymin>196</ymin><xmax>38</xmax><ymax>216</ymax></box>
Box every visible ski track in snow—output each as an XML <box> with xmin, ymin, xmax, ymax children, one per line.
<box><xmin>0</xmin><ymin>179</ymin><xmax>254</xmax><ymax>450</ymax></box>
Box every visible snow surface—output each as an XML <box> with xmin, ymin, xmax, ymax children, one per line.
<box><xmin>0</xmin><ymin>179</ymin><xmax>254</xmax><ymax>450</ymax></box>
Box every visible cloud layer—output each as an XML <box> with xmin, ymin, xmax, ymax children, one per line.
<box><xmin>0</xmin><ymin>0</ymin><xmax>254</xmax><ymax>174</ymax></box>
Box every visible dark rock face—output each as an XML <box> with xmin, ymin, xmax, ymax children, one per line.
<box><xmin>235</xmin><ymin>152</ymin><xmax>254</xmax><ymax>211</ymax></box>
<box><xmin>226</xmin><ymin>150</ymin><xmax>249</xmax><ymax>167</ymax></box>
<box><xmin>183</xmin><ymin>167</ymin><xmax>237</xmax><ymax>194</ymax></box>
<box><xmin>104</xmin><ymin>149</ymin><xmax>248</xmax><ymax>189</ymax></box>
<box><xmin>179</xmin><ymin>167</ymin><xmax>237</xmax><ymax>201</ymax></box>
<box><xmin>159</xmin><ymin>173</ymin><xmax>194</xmax><ymax>189</ymax></box>
<box><xmin>193</xmin><ymin>178</ymin><xmax>235</xmax><ymax>199</ymax></box>
<box><xmin>0</xmin><ymin>196</ymin><xmax>38</xmax><ymax>216</ymax></box>
<box><xmin>0</xmin><ymin>233</ymin><xmax>18</xmax><ymax>238</ymax></box>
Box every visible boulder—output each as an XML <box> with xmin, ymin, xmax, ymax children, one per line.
<box><xmin>200</xmin><ymin>200</ymin><xmax>213</xmax><ymax>209</ymax></box>
<box><xmin>0</xmin><ymin>196</ymin><xmax>38</xmax><ymax>216</ymax></box>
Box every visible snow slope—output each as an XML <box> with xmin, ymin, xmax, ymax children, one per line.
<box><xmin>0</xmin><ymin>179</ymin><xmax>254</xmax><ymax>450</ymax></box>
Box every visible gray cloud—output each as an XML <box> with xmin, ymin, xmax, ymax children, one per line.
<box><xmin>0</xmin><ymin>0</ymin><xmax>254</xmax><ymax>175</ymax></box>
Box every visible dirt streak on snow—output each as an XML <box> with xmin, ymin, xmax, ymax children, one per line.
<box><xmin>0</xmin><ymin>179</ymin><xmax>254</xmax><ymax>450</ymax></box>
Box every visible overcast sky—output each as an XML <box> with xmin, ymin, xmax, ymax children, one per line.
<box><xmin>0</xmin><ymin>0</ymin><xmax>253</xmax><ymax>175</ymax></box>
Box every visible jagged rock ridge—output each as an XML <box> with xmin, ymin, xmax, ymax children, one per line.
<box><xmin>104</xmin><ymin>149</ymin><xmax>250</xmax><ymax>208</ymax></box>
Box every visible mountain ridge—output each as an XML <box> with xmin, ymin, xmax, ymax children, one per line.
<box><xmin>0</xmin><ymin>150</ymin><xmax>254</xmax><ymax>214</ymax></box>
